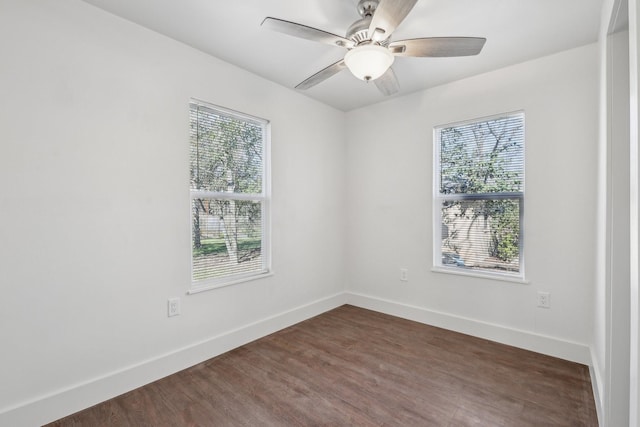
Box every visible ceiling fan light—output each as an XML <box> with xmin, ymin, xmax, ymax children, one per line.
<box><xmin>344</xmin><ymin>44</ymin><xmax>394</xmax><ymax>81</ymax></box>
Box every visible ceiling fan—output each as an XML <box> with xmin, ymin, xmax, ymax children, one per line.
<box><xmin>262</xmin><ymin>0</ymin><xmax>486</xmax><ymax>96</ymax></box>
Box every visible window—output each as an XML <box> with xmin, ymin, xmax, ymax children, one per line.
<box><xmin>434</xmin><ymin>111</ymin><xmax>524</xmax><ymax>279</ymax></box>
<box><xmin>189</xmin><ymin>100</ymin><xmax>270</xmax><ymax>291</ymax></box>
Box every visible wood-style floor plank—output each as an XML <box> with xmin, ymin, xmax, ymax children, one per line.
<box><xmin>46</xmin><ymin>305</ymin><xmax>598</xmax><ymax>426</ymax></box>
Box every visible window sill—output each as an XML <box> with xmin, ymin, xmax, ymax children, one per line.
<box><xmin>188</xmin><ymin>271</ymin><xmax>274</xmax><ymax>295</ymax></box>
<box><xmin>431</xmin><ymin>266</ymin><xmax>528</xmax><ymax>284</ymax></box>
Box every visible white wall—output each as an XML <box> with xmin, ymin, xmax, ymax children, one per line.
<box><xmin>0</xmin><ymin>0</ymin><xmax>347</xmax><ymax>425</ymax></box>
<box><xmin>0</xmin><ymin>1</ymin><xmax>609</xmax><ymax>425</ymax></box>
<box><xmin>630</xmin><ymin>0</ymin><xmax>640</xmax><ymax>423</ymax></box>
<box><xmin>345</xmin><ymin>44</ymin><xmax>599</xmax><ymax>361</ymax></box>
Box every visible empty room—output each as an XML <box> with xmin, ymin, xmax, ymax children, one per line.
<box><xmin>1</xmin><ymin>0</ymin><xmax>639</xmax><ymax>425</ymax></box>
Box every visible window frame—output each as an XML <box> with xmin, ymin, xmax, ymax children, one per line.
<box><xmin>188</xmin><ymin>99</ymin><xmax>271</xmax><ymax>294</ymax></box>
<box><xmin>432</xmin><ymin>111</ymin><xmax>526</xmax><ymax>283</ymax></box>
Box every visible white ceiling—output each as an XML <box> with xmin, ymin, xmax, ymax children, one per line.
<box><xmin>82</xmin><ymin>0</ymin><xmax>603</xmax><ymax>111</ymax></box>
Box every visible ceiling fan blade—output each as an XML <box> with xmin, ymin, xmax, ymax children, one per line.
<box><xmin>389</xmin><ymin>37</ymin><xmax>487</xmax><ymax>57</ymax></box>
<box><xmin>368</xmin><ymin>0</ymin><xmax>418</xmax><ymax>42</ymax></box>
<box><xmin>374</xmin><ymin>67</ymin><xmax>400</xmax><ymax>96</ymax></box>
<box><xmin>262</xmin><ymin>17</ymin><xmax>354</xmax><ymax>49</ymax></box>
<box><xmin>295</xmin><ymin>60</ymin><xmax>347</xmax><ymax>90</ymax></box>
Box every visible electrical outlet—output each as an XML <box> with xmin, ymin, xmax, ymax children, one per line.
<box><xmin>537</xmin><ymin>292</ymin><xmax>550</xmax><ymax>309</ymax></box>
<box><xmin>168</xmin><ymin>298</ymin><xmax>181</xmax><ymax>317</ymax></box>
<box><xmin>400</xmin><ymin>268</ymin><xmax>408</xmax><ymax>282</ymax></box>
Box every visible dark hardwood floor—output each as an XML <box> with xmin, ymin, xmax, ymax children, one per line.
<box><xmin>47</xmin><ymin>305</ymin><xmax>598</xmax><ymax>426</ymax></box>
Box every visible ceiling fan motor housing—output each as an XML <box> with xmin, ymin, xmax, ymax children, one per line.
<box><xmin>346</xmin><ymin>17</ymin><xmax>372</xmax><ymax>44</ymax></box>
<box><xmin>348</xmin><ymin>0</ymin><xmax>389</xmax><ymax>46</ymax></box>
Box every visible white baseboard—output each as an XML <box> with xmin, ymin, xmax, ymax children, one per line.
<box><xmin>0</xmin><ymin>292</ymin><xmax>347</xmax><ymax>427</ymax></box>
<box><xmin>345</xmin><ymin>292</ymin><xmax>592</xmax><ymax>365</ymax></box>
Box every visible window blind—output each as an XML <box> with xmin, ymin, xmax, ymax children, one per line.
<box><xmin>436</xmin><ymin>112</ymin><xmax>524</xmax><ymax>276</ymax></box>
<box><xmin>189</xmin><ymin>102</ymin><xmax>269</xmax><ymax>288</ymax></box>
